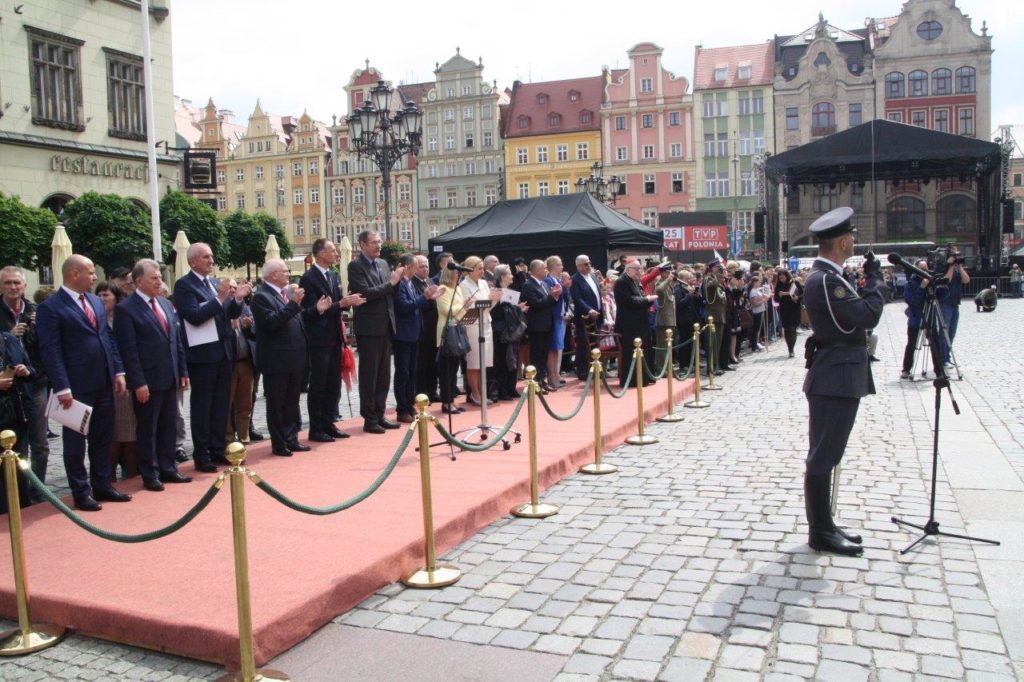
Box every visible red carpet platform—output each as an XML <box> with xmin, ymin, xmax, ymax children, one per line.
<box><xmin>0</xmin><ymin>376</ymin><xmax>695</xmax><ymax>666</ymax></box>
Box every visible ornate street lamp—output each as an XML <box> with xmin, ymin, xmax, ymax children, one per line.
<box><xmin>346</xmin><ymin>80</ymin><xmax>422</xmax><ymax>241</ymax></box>
<box><xmin>575</xmin><ymin>161</ymin><xmax>622</xmax><ymax>205</ymax></box>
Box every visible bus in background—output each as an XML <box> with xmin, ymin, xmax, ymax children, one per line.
<box><xmin>783</xmin><ymin>241</ymin><xmax>936</xmax><ymax>273</ymax></box>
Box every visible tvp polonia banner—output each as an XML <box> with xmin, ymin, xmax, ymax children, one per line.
<box><xmin>661</xmin><ymin>225</ymin><xmax>729</xmax><ymax>251</ymax></box>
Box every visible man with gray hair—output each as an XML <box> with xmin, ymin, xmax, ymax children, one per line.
<box><xmin>113</xmin><ymin>259</ymin><xmax>191</xmax><ymax>491</ymax></box>
<box><xmin>520</xmin><ymin>259</ymin><xmax>562</xmax><ymax>391</ymax></box>
<box><xmin>483</xmin><ymin>255</ymin><xmax>499</xmax><ymax>285</ymax></box>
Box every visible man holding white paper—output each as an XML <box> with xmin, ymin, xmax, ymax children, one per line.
<box><xmin>172</xmin><ymin>243</ymin><xmax>250</xmax><ymax>473</ymax></box>
<box><xmin>36</xmin><ymin>255</ymin><xmax>132</xmax><ymax>512</ymax></box>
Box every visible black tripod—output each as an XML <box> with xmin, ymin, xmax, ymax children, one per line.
<box><xmin>891</xmin><ymin>279</ymin><xmax>999</xmax><ymax>554</ymax></box>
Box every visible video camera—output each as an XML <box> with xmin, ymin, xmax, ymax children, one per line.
<box><xmin>928</xmin><ymin>244</ymin><xmax>962</xmax><ymax>273</ymax></box>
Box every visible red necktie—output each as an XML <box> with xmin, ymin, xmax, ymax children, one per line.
<box><xmin>280</xmin><ymin>289</ymin><xmax>289</xmax><ymax>304</ymax></box>
<box><xmin>150</xmin><ymin>298</ymin><xmax>169</xmax><ymax>335</ymax></box>
<box><xmin>12</xmin><ymin>301</ymin><xmax>21</xmax><ymax>319</ymax></box>
<box><xmin>79</xmin><ymin>294</ymin><xmax>97</xmax><ymax>330</ymax></box>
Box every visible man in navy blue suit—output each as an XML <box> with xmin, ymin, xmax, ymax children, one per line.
<box><xmin>114</xmin><ymin>259</ymin><xmax>192</xmax><ymax>492</ymax></box>
<box><xmin>392</xmin><ymin>253</ymin><xmax>442</xmax><ymax>422</ymax></box>
<box><xmin>570</xmin><ymin>254</ymin><xmax>603</xmax><ymax>379</ymax></box>
<box><xmin>173</xmin><ymin>242</ymin><xmax>250</xmax><ymax>473</ymax></box>
<box><xmin>36</xmin><ymin>255</ymin><xmax>132</xmax><ymax>511</ymax></box>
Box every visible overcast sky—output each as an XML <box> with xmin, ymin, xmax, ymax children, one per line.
<box><xmin>170</xmin><ymin>0</ymin><xmax>1022</xmax><ymax>139</ymax></box>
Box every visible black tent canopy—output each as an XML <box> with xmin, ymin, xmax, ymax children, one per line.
<box><xmin>763</xmin><ymin>120</ymin><xmax>1002</xmax><ymax>268</ymax></box>
<box><xmin>427</xmin><ymin>193</ymin><xmax>663</xmax><ymax>272</ymax></box>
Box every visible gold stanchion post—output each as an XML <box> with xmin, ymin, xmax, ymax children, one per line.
<box><xmin>0</xmin><ymin>430</ymin><xmax>65</xmax><ymax>656</ymax></box>
<box><xmin>580</xmin><ymin>349</ymin><xmax>617</xmax><ymax>474</ymax></box>
<box><xmin>657</xmin><ymin>328</ymin><xmax>684</xmax><ymax>423</ymax></box>
<box><xmin>703</xmin><ymin>317</ymin><xmax>722</xmax><ymax>391</ymax></box>
<box><xmin>685</xmin><ymin>323</ymin><xmax>710</xmax><ymax>409</ymax></box>
<box><xmin>402</xmin><ymin>395</ymin><xmax>462</xmax><ymax>588</ymax></box>
<box><xmin>217</xmin><ymin>442</ymin><xmax>288</xmax><ymax>682</ymax></box>
<box><xmin>830</xmin><ymin>462</ymin><xmax>841</xmax><ymax>517</ymax></box>
<box><xmin>511</xmin><ymin>367</ymin><xmax>559</xmax><ymax>518</ymax></box>
<box><xmin>626</xmin><ymin>338</ymin><xmax>658</xmax><ymax>445</ymax></box>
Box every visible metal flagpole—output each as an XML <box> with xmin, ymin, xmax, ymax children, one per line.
<box><xmin>141</xmin><ymin>0</ymin><xmax>162</xmax><ymax>260</ymax></box>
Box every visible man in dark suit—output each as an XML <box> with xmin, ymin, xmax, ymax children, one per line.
<box><xmin>348</xmin><ymin>230</ymin><xmax>405</xmax><ymax>434</ymax></box>
<box><xmin>298</xmin><ymin>238</ymin><xmax>365</xmax><ymax>442</ymax></box>
<box><xmin>172</xmin><ymin>242</ymin><xmax>250</xmax><ymax>473</ymax></box>
<box><xmin>253</xmin><ymin>258</ymin><xmax>330</xmax><ymax>455</ymax></box>
<box><xmin>412</xmin><ymin>255</ymin><xmax>441</xmax><ymax>401</ymax></box>
<box><xmin>113</xmin><ymin>259</ymin><xmax>191</xmax><ymax>492</ymax></box>
<box><xmin>393</xmin><ymin>254</ymin><xmax>442</xmax><ymax>422</ymax></box>
<box><xmin>483</xmin><ymin>255</ymin><xmax>499</xmax><ymax>285</ymax></box>
<box><xmin>520</xmin><ymin>259</ymin><xmax>562</xmax><ymax>392</ymax></box>
<box><xmin>570</xmin><ymin>254</ymin><xmax>602</xmax><ymax>379</ymax></box>
<box><xmin>613</xmin><ymin>261</ymin><xmax>657</xmax><ymax>388</ymax></box>
<box><xmin>802</xmin><ymin>207</ymin><xmax>885</xmax><ymax>557</ymax></box>
<box><xmin>36</xmin><ymin>255</ymin><xmax>132</xmax><ymax>511</ymax></box>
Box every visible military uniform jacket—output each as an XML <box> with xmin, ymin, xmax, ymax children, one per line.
<box><xmin>802</xmin><ymin>259</ymin><xmax>885</xmax><ymax>399</ymax></box>
<box><xmin>703</xmin><ymin>276</ymin><xmax>727</xmax><ymax>327</ymax></box>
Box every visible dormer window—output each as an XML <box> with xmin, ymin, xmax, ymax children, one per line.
<box><xmin>517</xmin><ymin>115</ymin><xmax>530</xmax><ymax>129</ymax></box>
<box><xmin>713</xmin><ymin>67</ymin><xmax>727</xmax><ymax>81</ymax></box>
<box><xmin>580</xmin><ymin>111</ymin><xmax>592</xmax><ymax>124</ymax></box>
<box><xmin>737</xmin><ymin>65</ymin><xmax>752</xmax><ymax>80</ymax></box>
<box><xmin>568</xmin><ymin>90</ymin><xmax>579</xmax><ymax>102</ymax></box>
<box><xmin>548</xmin><ymin>113</ymin><xmax>561</xmax><ymax>127</ymax></box>
<box><xmin>536</xmin><ymin>93</ymin><xmax>548</xmax><ymax>105</ymax></box>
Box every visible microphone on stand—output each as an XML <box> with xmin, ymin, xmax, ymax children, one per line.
<box><xmin>447</xmin><ymin>262</ymin><xmax>474</xmax><ymax>273</ymax></box>
<box><xmin>887</xmin><ymin>253</ymin><xmax>932</xmax><ymax>281</ymax></box>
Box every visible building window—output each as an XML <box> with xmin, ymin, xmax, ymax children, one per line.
<box><xmin>428</xmin><ymin>221</ymin><xmax>440</xmax><ymax>237</ymax></box>
<box><xmin>518</xmin><ymin>183</ymin><xmax>529</xmax><ymax>199</ymax></box>
<box><xmin>517</xmin><ymin>115</ymin><xmax>529</xmax><ymax>129</ymax></box>
<box><xmin>811</xmin><ymin>102</ymin><xmax>836</xmax><ymax>137</ymax></box>
<box><xmin>353</xmin><ymin>186</ymin><xmax>364</xmax><ymax>204</ymax></box>
<box><xmin>462</xmin><ymin>85</ymin><xmax>472</xmax><ymax>96</ymax></box>
<box><xmin>427</xmin><ymin>165</ymin><xmax>437</xmax><ymax>178</ymax></box>
<box><xmin>958</xmin><ymin>107</ymin><xmax>975</xmax><ymax>136</ymax></box>
<box><xmin>705</xmin><ymin>172</ymin><xmax>717</xmax><ymax>197</ymax></box>
<box><xmin>737</xmin><ymin>65</ymin><xmax>752</xmax><ymax>80</ymax></box>
<box><xmin>716</xmin><ymin>97</ymin><xmax>729</xmax><ymax>117</ymax></box>
<box><xmin>217</xmin><ymin>170</ymin><xmax>226</xmax><ymax>184</ymax></box>
<box><xmin>556</xmin><ymin>144</ymin><xmax>568</xmax><ymax>162</ymax></box>
<box><xmin>713</xmin><ymin>67</ymin><xmax>727</xmax><ymax>82</ymax></box>
<box><xmin>1016</xmin><ymin>201</ymin><xmax>1023</xmax><ymax>220</ymax></box>
<box><xmin>702</xmin><ymin>97</ymin><xmax>714</xmax><ymax>118</ymax></box>
<box><xmin>256</xmin><ymin>192</ymin><xmax>265</xmax><ymax>208</ymax></box>
<box><xmin>485</xmin><ymin>187</ymin><xmax>497</xmax><ymax>205</ymax></box>
<box><xmin>934</xmin><ymin>109</ymin><xmax>949</xmax><ymax>133</ymax></box>
<box><xmin>576</xmin><ymin>143</ymin><xmax>589</xmax><ymax>160</ymax></box>
<box><xmin>537</xmin><ymin>146</ymin><xmax>548</xmax><ymax>163</ymax></box>
<box><xmin>399</xmin><ymin>183</ymin><xmax>411</xmax><ymax>201</ymax></box>
<box><xmin>557</xmin><ymin>180</ymin><xmax>569</xmax><ymax>195</ymax></box>
<box><xmin>1013</xmin><ymin>173</ymin><xmax>1022</xmax><ymax>187</ymax></box>
<box><xmin>669</xmin><ymin>143</ymin><xmax>682</xmax><ymax>158</ymax></box>
<box><xmin>754</xmin><ymin>130</ymin><xmax>765</xmax><ymax>154</ymax></box>
<box><xmin>850</xmin><ymin>184</ymin><xmax>864</xmax><ymax>210</ymax></box>
<box><xmin>887</xmin><ymin>196</ymin><xmax>926</xmax><ymax>238</ymax></box>
<box><xmin>277</xmin><ymin>189</ymin><xmax>285</xmax><ymax>207</ymax></box>
<box><xmin>428</xmin><ymin>137</ymin><xmax>438</xmax><ymax>152</ymax></box>
<box><xmin>752</xmin><ymin>93</ymin><xmax>764</xmax><ymax>114</ymax></box>
<box><xmin>444</xmin><ymin>108</ymin><xmax>455</xmax><ymax>122</ymax></box>
<box><xmin>445</xmin><ymin>88</ymin><xmax>455</xmax><ymax>99</ymax></box>
<box><xmin>849</xmin><ymin>103</ymin><xmax>862</xmax><ymax>127</ymax></box>
<box><xmin>740</xmin><ymin>171</ymin><xmax>753</xmax><ymax>196</ymax></box>
<box><xmin>642</xmin><ymin>145</ymin><xmax>655</xmax><ymax>160</ymax></box>
<box><xmin>580</xmin><ymin>111</ymin><xmax>592</xmax><ymax>125</ymax></box>
<box><xmin>536</xmin><ymin>93</ymin><xmax>548</xmax><ymax>105</ymax></box>
<box><xmin>932</xmin><ymin>68</ymin><xmax>952</xmax><ymax>95</ymax></box>
<box><xmin>483</xmin><ymin>131</ymin><xmax>493</xmax><ymax>147</ymax></box>
<box><xmin>956</xmin><ymin>66</ymin><xmax>976</xmax><ymax>93</ymax></box>
<box><xmin>739</xmin><ymin>131</ymin><xmax>752</xmax><ymax>156</ymax></box>
<box><xmin>909</xmin><ymin>70</ymin><xmax>928</xmax><ymax>97</ymax></box>
<box><xmin>293</xmin><ymin>162</ymin><xmax>302</xmax><ymax>176</ymax></box>
<box><xmin>428</xmin><ymin>190</ymin><xmax>439</xmax><ymax>209</ymax></box>
<box><xmin>548</xmin><ymin>112</ymin><xmax>560</xmax><ymax>127</ymax></box>
<box><xmin>786</xmin><ymin>107</ymin><xmax>799</xmax><ymax>131</ymax></box>
<box><xmin>445</xmin><ymin>135</ymin><xmax>455</xmax><ymax>150</ymax></box>
<box><xmin>293</xmin><ymin>189</ymin><xmax>303</xmax><ymax>205</ymax></box>
<box><xmin>295</xmin><ymin>218</ymin><xmax>304</xmax><ymax>236</ymax></box>
<box><xmin>236</xmin><ymin>195</ymin><xmax>246</xmax><ymax>209</ymax></box>
<box><xmin>643</xmin><ymin>174</ymin><xmax>655</xmax><ymax>195</ymax></box>
<box><xmin>255</xmin><ymin>165</ymin><xmax>264</xmax><ymax>180</ymax></box>
<box><xmin>463</xmin><ymin>106</ymin><xmax>474</xmax><ymax>120</ymax></box>
<box><xmin>641</xmin><ymin>113</ymin><xmax>653</xmax><ymax>128</ymax></box>
<box><xmin>717</xmin><ymin>172</ymin><xmax>729</xmax><ymax>197</ymax></box>
<box><xmin>446</xmin><ymin>163</ymin><xmax>459</xmax><ymax>178</ymax></box>
<box><xmin>642</xmin><ymin>209</ymin><xmax>657</xmax><ymax>227</ymax></box>
<box><xmin>911</xmin><ymin>111</ymin><xmax>926</xmax><ymax>127</ymax></box>
<box><xmin>812</xmin><ymin>185</ymin><xmax>839</xmax><ymax>213</ymax></box>
<box><xmin>217</xmin><ymin>196</ymin><xmax>226</xmax><ymax>211</ymax></box>
<box><xmin>275</xmin><ymin>163</ymin><xmax>284</xmax><ymax>178</ymax></box>
<box><xmin>311</xmin><ymin>217</ymin><xmax>321</xmax><ymax>236</ymax></box>
<box><xmin>464</xmin><ymin>132</ymin><xmax>474</xmax><ymax>148</ymax></box>
<box><xmin>716</xmin><ymin>133</ymin><xmax>728</xmax><ymax>158</ymax></box>
<box><xmin>615</xmin><ymin>115</ymin><xmax>627</xmax><ymax>130</ymax></box>
<box><xmin>671</xmin><ymin>172</ymin><xmax>683</xmax><ymax>193</ymax></box>
<box><xmin>484</xmin><ymin>160</ymin><xmax>495</xmax><ymax>174</ymax></box>
<box><xmin>399</xmin><ymin>223</ymin><xmax>412</xmax><ymax>241</ymax></box>
<box><xmin>917</xmin><ymin>20</ymin><xmax>943</xmax><ymax>40</ymax></box>
<box><xmin>640</xmin><ymin>77</ymin><xmax>653</xmax><ymax>93</ymax></box>
<box><xmin>538</xmin><ymin>181</ymin><xmax>549</xmax><ymax>197</ymax></box>
<box><xmin>27</xmin><ymin>27</ymin><xmax>84</xmax><ymax>130</ymax></box>
<box><xmin>466</xmin><ymin>188</ymin><xmax>477</xmax><ymax>207</ymax></box>
<box><xmin>104</xmin><ymin>49</ymin><xmax>145</xmax><ymax>139</ymax></box>
<box><xmin>885</xmin><ymin>72</ymin><xmax>905</xmax><ymax>98</ymax></box>
<box><xmin>669</xmin><ymin>111</ymin><xmax>681</xmax><ymax>126</ymax></box>
<box><xmin>517</xmin><ymin>147</ymin><xmax>528</xmax><ymax>164</ymax></box>
<box><xmin>888</xmin><ymin>112</ymin><xmax>903</xmax><ymax>123</ymax></box>
<box><xmin>704</xmin><ymin>133</ymin><xmax>716</xmax><ymax>158</ymax></box>
<box><xmin>447</xmin><ymin>189</ymin><xmax>457</xmax><ymax>208</ymax></box>
<box><xmin>739</xmin><ymin>95</ymin><xmax>751</xmax><ymax>116</ymax></box>
<box><xmin>937</xmin><ymin>195</ymin><xmax>975</xmax><ymax>235</ymax></box>
<box><xmin>465</xmin><ymin>161</ymin><xmax>476</xmax><ymax>175</ymax></box>
<box><xmin>310</xmin><ymin>187</ymin><xmax>319</xmax><ymax>204</ymax></box>
<box><xmin>309</xmin><ymin>160</ymin><xmax>318</xmax><ymax>175</ymax></box>
<box><xmin>236</xmin><ymin>168</ymin><xmax>245</xmax><ymax>182</ymax></box>
<box><xmin>333</xmin><ymin>187</ymin><xmax>345</xmax><ymax>205</ymax></box>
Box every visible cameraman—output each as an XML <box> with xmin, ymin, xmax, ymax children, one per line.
<box><xmin>936</xmin><ymin>246</ymin><xmax>969</xmax><ymax>369</ymax></box>
<box><xmin>900</xmin><ymin>260</ymin><xmax>930</xmax><ymax>380</ymax></box>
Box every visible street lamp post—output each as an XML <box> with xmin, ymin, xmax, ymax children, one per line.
<box><xmin>575</xmin><ymin>161</ymin><xmax>622</xmax><ymax>205</ymax></box>
<box><xmin>347</xmin><ymin>80</ymin><xmax>423</xmax><ymax>241</ymax></box>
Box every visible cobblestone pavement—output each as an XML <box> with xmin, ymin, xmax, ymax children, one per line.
<box><xmin>2</xmin><ymin>299</ymin><xmax>1022</xmax><ymax>680</ymax></box>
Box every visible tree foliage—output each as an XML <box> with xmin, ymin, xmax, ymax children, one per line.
<box><xmin>252</xmin><ymin>213</ymin><xmax>292</xmax><ymax>259</ymax></box>
<box><xmin>0</xmin><ymin>192</ymin><xmax>57</xmax><ymax>269</ymax></box>
<box><xmin>380</xmin><ymin>240</ymin><xmax>406</xmax><ymax>268</ymax></box>
<box><xmin>222</xmin><ymin>210</ymin><xmax>267</xmax><ymax>271</ymax></box>
<box><xmin>160</xmin><ymin>191</ymin><xmax>228</xmax><ymax>265</ymax></box>
<box><xmin>61</xmin><ymin>192</ymin><xmax>168</xmax><ymax>275</ymax></box>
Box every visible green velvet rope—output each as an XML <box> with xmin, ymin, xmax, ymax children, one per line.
<box><xmin>251</xmin><ymin>426</ymin><xmax>414</xmax><ymax>515</ymax></box>
<box><xmin>430</xmin><ymin>391</ymin><xmax>528</xmax><ymax>451</ymax></box>
<box><xmin>599</xmin><ymin>351</ymin><xmax>636</xmax><ymax>399</ymax></box>
<box><xmin>536</xmin><ymin>368</ymin><xmax>594</xmax><ymax>421</ymax></box>
<box><xmin>22</xmin><ymin>464</ymin><xmax>223</xmax><ymax>544</ymax></box>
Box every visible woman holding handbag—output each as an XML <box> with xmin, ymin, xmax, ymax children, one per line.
<box><xmin>437</xmin><ymin>266</ymin><xmax>468</xmax><ymax>415</ymax></box>
<box><xmin>774</xmin><ymin>268</ymin><xmax>804</xmax><ymax>358</ymax></box>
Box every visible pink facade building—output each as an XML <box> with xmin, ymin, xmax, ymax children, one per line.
<box><xmin>601</xmin><ymin>43</ymin><xmax>695</xmax><ymax>227</ymax></box>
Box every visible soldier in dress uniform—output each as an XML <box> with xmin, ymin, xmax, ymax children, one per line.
<box><xmin>802</xmin><ymin>207</ymin><xmax>885</xmax><ymax>557</ymax></box>
<box><xmin>703</xmin><ymin>260</ymin><xmax>727</xmax><ymax>375</ymax></box>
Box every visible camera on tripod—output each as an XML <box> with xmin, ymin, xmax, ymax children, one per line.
<box><xmin>928</xmin><ymin>244</ymin><xmax>962</xmax><ymax>273</ymax></box>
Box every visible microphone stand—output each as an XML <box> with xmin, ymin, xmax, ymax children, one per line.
<box><xmin>420</xmin><ymin>272</ymin><xmax>463</xmax><ymax>461</ymax></box>
<box><xmin>890</xmin><ymin>273</ymin><xmax>999</xmax><ymax>554</ymax></box>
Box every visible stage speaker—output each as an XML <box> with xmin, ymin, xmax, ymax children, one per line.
<box><xmin>782</xmin><ymin>240</ymin><xmax>789</xmax><ymax>252</ymax></box>
<box><xmin>754</xmin><ymin>211</ymin><xmax>766</xmax><ymax>244</ymax></box>
<box><xmin>1003</xmin><ymin>199</ymin><xmax>1016</xmax><ymax>234</ymax></box>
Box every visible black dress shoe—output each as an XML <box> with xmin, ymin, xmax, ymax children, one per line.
<box><xmin>363</xmin><ymin>422</ymin><xmax>386</xmax><ymax>434</ymax></box>
<box><xmin>309</xmin><ymin>432</ymin><xmax>336</xmax><ymax>443</ymax></box>
<box><xmin>805</xmin><ymin>473</ymin><xmax>863</xmax><ymax>557</ymax></box>
<box><xmin>378</xmin><ymin>418</ymin><xmax>400</xmax><ymax>430</ymax></box>
<box><xmin>159</xmin><ymin>471</ymin><xmax>193</xmax><ymax>484</ymax></box>
<box><xmin>95</xmin><ymin>487</ymin><xmax>132</xmax><ymax>503</ymax></box>
<box><xmin>175</xmin><ymin>449</ymin><xmax>189</xmax><ymax>463</ymax></box>
<box><xmin>74</xmin><ymin>495</ymin><xmax>102</xmax><ymax>511</ymax></box>
<box><xmin>195</xmin><ymin>462</ymin><xmax>217</xmax><ymax>473</ymax></box>
<box><xmin>248</xmin><ymin>430</ymin><xmax>266</xmax><ymax>442</ymax></box>
<box><xmin>326</xmin><ymin>426</ymin><xmax>350</xmax><ymax>439</ymax></box>
<box><xmin>287</xmin><ymin>442</ymin><xmax>312</xmax><ymax>452</ymax></box>
<box><xmin>272</xmin><ymin>448</ymin><xmax>293</xmax><ymax>457</ymax></box>
<box><xmin>211</xmin><ymin>455</ymin><xmax>232</xmax><ymax>466</ymax></box>
<box><xmin>143</xmin><ymin>479</ymin><xmax>165</xmax><ymax>492</ymax></box>
<box><xmin>441</xmin><ymin>404</ymin><xmax>463</xmax><ymax>415</ymax></box>
<box><xmin>835</xmin><ymin>527</ymin><xmax>863</xmax><ymax>544</ymax></box>
<box><xmin>428</xmin><ymin>394</ymin><xmax>443</xmax><ymax>403</ymax></box>
<box><xmin>396</xmin><ymin>413</ymin><xmax>415</xmax><ymax>424</ymax></box>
